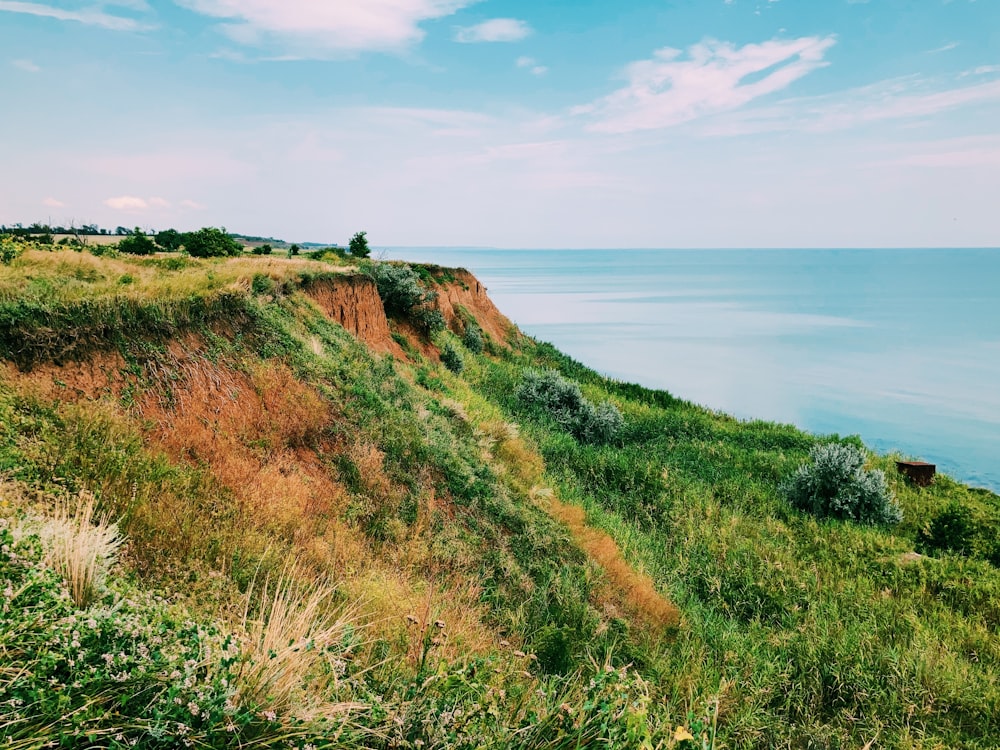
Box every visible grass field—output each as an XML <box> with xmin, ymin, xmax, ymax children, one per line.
<box><xmin>2</xmin><ymin>239</ymin><xmax>998</xmax><ymax>749</ymax></box>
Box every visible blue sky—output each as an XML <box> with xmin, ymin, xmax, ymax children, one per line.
<box><xmin>1</xmin><ymin>0</ymin><xmax>998</xmax><ymax>247</ymax></box>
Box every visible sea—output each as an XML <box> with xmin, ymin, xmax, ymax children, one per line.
<box><xmin>388</xmin><ymin>247</ymin><xmax>1000</xmax><ymax>493</ymax></box>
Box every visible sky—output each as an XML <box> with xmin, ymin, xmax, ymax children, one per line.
<box><xmin>1</xmin><ymin>0</ymin><xmax>998</xmax><ymax>248</ymax></box>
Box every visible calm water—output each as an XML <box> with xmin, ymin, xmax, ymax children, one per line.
<box><xmin>390</xmin><ymin>247</ymin><xmax>1000</xmax><ymax>492</ymax></box>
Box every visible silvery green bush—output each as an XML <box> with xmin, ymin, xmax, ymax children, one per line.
<box><xmin>784</xmin><ymin>443</ymin><xmax>902</xmax><ymax>525</ymax></box>
<box><xmin>462</xmin><ymin>323</ymin><xmax>484</xmax><ymax>354</ymax></box>
<box><xmin>518</xmin><ymin>369</ymin><xmax>623</xmax><ymax>445</ymax></box>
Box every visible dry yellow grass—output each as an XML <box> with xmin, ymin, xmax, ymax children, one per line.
<box><xmin>41</xmin><ymin>491</ymin><xmax>123</xmax><ymax>608</ymax></box>
<box><xmin>545</xmin><ymin>496</ymin><xmax>680</xmax><ymax>633</ymax></box>
<box><xmin>0</xmin><ymin>248</ymin><xmax>348</xmax><ymax>304</ymax></box>
<box><xmin>237</xmin><ymin>567</ymin><xmax>360</xmax><ymax>718</ymax></box>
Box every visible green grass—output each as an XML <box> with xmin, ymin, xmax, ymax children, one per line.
<box><xmin>2</xmin><ymin>241</ymin><xmax>998</xmax><ymax>748</ymax></box>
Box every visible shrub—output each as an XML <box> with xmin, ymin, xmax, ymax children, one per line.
<box><xmin>349</xmin><ymin>230</ymin><xmax>371</xmax><ymax>258</ymax></box>
<box><xmin>440</xmin><ymin>343</ymin><xmax>464</xmax><ymax>374</ymax></box>
<box><xmin>154</xmin><ymin>228</ymin><xmax>185</xmax><ymax>251</ymax></box>
<box><xmin>184</xmin><ymin>226</ymin><xmax>242</xmax><ymax>258</ymax></box>
<box><xmin>783</xmin><ymin>443</ymin><xmax>902</xmax><ymax>525</ymax></box>
<box><xmin>117</xmin><ymin>228</ymin><xmax>156</xmax><ymax>256</ymax></box>
<box><xmin>252</xmin><ymin>243</ymin><xmax>273</xmax><ymax>255</ymax></box>
<box><xmin>370</xmin><ymin>263</ymin><xmax>426</xmax><ymax>314</ymax></box>
<box><xmin>518</xmin><ymin>369</ymin><xmax>623</xmax><ymax>445</ymax></box>
<box><xmin>921</xmin><ymin>502</ymin><xmax>976</xmax><ymax>556</ymax></box>
<box><xmin>0</xmin><ymin>236</ymin><xmax>22</xmax><ymax>264</ymax></box>
<box><xmin>413</xmin><ymin>305</ymin><xmax>446</xmax><ymax>334</ymax></box>
<box><xmin>251</xmin><ymin>273</ymin><xmax>276</xmax><ymax>295</ymax></box>
<box><xmin>462</xmin><ymin>323</ymin><xmax>484</xmax><ymax>354</ymax></box>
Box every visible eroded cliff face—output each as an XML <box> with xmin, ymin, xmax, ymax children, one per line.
<box><xmin>434</xmin><ymin>269</ymin><xmax>514</xmax><ymax>345</ymax></box>
<box><xmin>304</xmin><ymin>269</ymin><xmax>516</xmax><ymax>359</ymax></box>
<box><xmin>303</xmin><ymin>275</ymin><xmax>405</xmax><ymax>357</ymax></box>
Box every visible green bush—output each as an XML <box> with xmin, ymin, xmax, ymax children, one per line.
<box><xmin>251</xmin><ymin>273</ymin><xmax>275</xmax><ymax>295</ymax></box>
<box><xmin>921</xmin><ymin>502</ymin><xmax>977</xmax><ymax>555</ymax></box>
<box><xmin>370</xmin><ymin>263</ymin><xmax>426</xmax><ymax>314</ymax></box>
<box><xmin>462</xmin><ymin>323</ymin><xmax>484</xmax><ymax>354</ymax></box>
<box><xmin>184</xmin><ymin>227</ymin><xmax>242</xmax><ymax>258</ymax></box>
<box><xmin>251</xmin><ymin>243</ymin><xmax>273</xmax><ymax>255</ymax></box>
<box><xmin>368</xmin><ymin>262</ymin><xmax>444</xmax><ymax>334</ymax></box>
<box><xmin>518</xmin><ymin>369</ymin><xmax>623</xmax><ymax>445</ymax></box>
<box><xmin>0</xmin><ymin>236</ymin><xmax>22</xmax><ymax>264</ymax></box>
<box><xmin>413</xmin><ymin>306</ymin><xmax>446</xmax><ymax>335</ymax></box>
<box><xmin>783</xmin><ymin>443</ymin><xmax>902</xmax><ymax>525</ymax></box>
<box><xmin>440</xmin><ymin>343</ymin><xmax>464</xmax><ymax>374</ymax></box>
<box><xmin>117</xmin><ymin>228</ymin><xmax>156</xmax><ymax>256</ymax></box>
<box><xmin>154</xmin><ymin>228</ymin><xmax>185</xmax><ymax>251</ymax></box>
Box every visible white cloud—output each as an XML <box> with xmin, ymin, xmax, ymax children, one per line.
<box><xmin>179</xmin><ymin>199</ymin><xmax>206</xmax><ymax>210</ymax></box>
<box><xmin>176</xmin><ymin>0</ymin><xmax>472</xmax><ymax>55</ymax></box>
<box><xmin>0</xmin><ymin>1</ymin><xmax>151</xmax><ymax>31</ymax></box>
<box><xmin>148</xmin><ymin>196</ymin><xmax>170</xmax><ymax>208</ymax></box>
<box><xmin>926</xmin><ymin>42</ymin><xmax>959</xmax><ymax>54</ymax></box>
<box><xmin>575</xmin><ymin>36</ymin><xmax>836</xmax><ymax>133</ymax></box>
<box><xmin>516</xmin><ymin>56</ymin><xmax>547</xmax><ymax>75</ymax></box>
<box><xmin>455</xmin><ymin>18</ymin><xmax>531</xmax><ymax>43</ymax></box>
<box><xmin>104</xmin><ymin>196</ymin><xmax>149</xmax><ymax>211</ymax></box>
<box><xmin>963</xmin><ymin>65</ymin><xmax>1000</xmax><ymax>77</ymax></box>
<box><xmin>702</xmin><ymin>76</ymin><xmax>1000</xmax><ymax>136</ymax></box>
<box><xmin>11</xmin><ymin>58</ymin><xmax>40</xmax><ymax>72</ymax></box>
<box><xmin>41</xmin><ymin>196</ymin><xmax>64</xmax><ymax>207</ymax></box>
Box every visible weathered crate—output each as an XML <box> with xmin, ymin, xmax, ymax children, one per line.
<box><xmin>896</xmin><ymin>461</ymin><xmax>936</xmax><ymax>487</ymax></box>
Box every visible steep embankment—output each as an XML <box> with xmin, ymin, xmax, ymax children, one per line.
<box><xmin>2</xmin><ymin>244</ymin><xmax>1000</xmax><ymax>750</ymax></box>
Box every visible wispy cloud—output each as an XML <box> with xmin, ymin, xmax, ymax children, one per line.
<box><xmin>574</xmin><ymin>36</ymin><xmax>836</xmax><ymax>133</ymax></box>
<box><xmin>516</xmin><ymin>56</ymin><xmax>547</xmax><ymax>75</ymax></box>
<box><xmin>877</xmin><ymin>135</ymin><xmax>1000</xmax><ymax>169</ymax></box>
<box><xmin>179</xmin><ymin>199</ymin><xmax>206</xmax><ymax>211</ymax></box>
<box><xmin>42</xmin><ymin>196</ymin><xmax>64</xmax><ymax>208</ymax></box>
<box><xmin>0</xmin><ymin>1</ymin><xmax>151</xmax><ymax>31</ymax></box>
<box><xmin>175</xmin><ymin>0</ymin><xmax>472</xmax><ymax>55</ymax></box>
<box><xmin>11</xmin><ymin>58</ymin><xmax>40</xmax><ymax>72</ymax></box>
<box><xmin>925</xmin><ymin>42</ymin><xmax>959</xmax><ymax>54</ymax></box>
<box><xmin>104</xmin><ymin>195</ymin><xmax>150</xmax><ymax>211</ymax></box>
<box><xmin>702</xmin><ymin>75</ymin><xmax>1000</xmax><ymax>136</ymax></box>
<box><xmin>455</xmin><ymin>18</ymin><xmax>531</xmax><ymax>43</ymax></box>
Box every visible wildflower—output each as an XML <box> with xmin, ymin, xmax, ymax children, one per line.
<box><xmin>187</xmin><ymin>701</ymin><xmax>200</xmax><ymax>717</ymax></box>
<box><xmin>262</xmin><ymin>709</ymin><xmax>277</xmax><ymax>722</ymax></box>
<box><xmin>673</xmin><ymin>726</ymin><xmax>694</xmax><ymax>742</ymax></box>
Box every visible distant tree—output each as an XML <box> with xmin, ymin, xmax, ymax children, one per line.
<box><xmin>183</xmin><ymin>227</ymin><xmax>242</xmax><ymax>258</ymax></box>
<box><xmin>288</xmin><ymin>244</ymin><xmax>301</xmax><ymax>256</ymax></box>
<box><xmin>155</xmin><ymin>228</ymin><xmax>185</xmax><ymax>252</ymax></box>
<box><xmin>348</xmin><ymin>231</ymin><xmax>371</xmax><ymax>258</ymax></box>
<box><xmin>251</xmin><ymin>243</ymin><xmax>273</xmax><ymax>256</ymax></box>
<box><xmin>115</xmin><ymin>226</ymin><xmax>129</xmax><ymax>236</ymax></box>
<box><xmin>118</xmin><ymin>227</ymin><xmax>156</xmax><ymax>256</ymax></box>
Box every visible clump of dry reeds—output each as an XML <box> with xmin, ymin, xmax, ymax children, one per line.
<box><xmin>237</xmin><ymin>567</ymin><xmax>358</xmax><ymax>717</ymax></box>
<box><xmin>41</xmin><ymin>491</ymin><xmax>123</xmax><ymax>608</ymax></box>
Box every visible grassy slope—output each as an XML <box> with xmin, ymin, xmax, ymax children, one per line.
<box><xmin>1</xmin><ymin>243</ymin><xmax>999</xmax><ymax>749</ymax></box>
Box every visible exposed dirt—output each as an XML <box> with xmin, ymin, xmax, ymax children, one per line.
<box><xmin>304</xmin><ymin>274</ymin><xmax>405</xmax><ymax>358</ymax></box>
<box><xmin>434</xmin><ymin>269</ymin><xmax>517</xmax><ymax>345</ymax></box>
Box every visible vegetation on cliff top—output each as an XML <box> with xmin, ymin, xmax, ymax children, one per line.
<box><xmin>1</xmin><ymin>238</ymin><xmax>999</xmax><ymax>749</ymax></box>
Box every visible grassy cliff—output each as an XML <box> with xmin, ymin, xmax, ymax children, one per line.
<box><xmin>1</xmin><ymin>241</ymin><xmax>998</xmax><ymax>749</ymax></box>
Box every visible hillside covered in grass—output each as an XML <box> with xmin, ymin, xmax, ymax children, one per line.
<box><xmin>2</xmin><ymin>237</ymin><xmax>999</xmax><ymax>749</ymax></box>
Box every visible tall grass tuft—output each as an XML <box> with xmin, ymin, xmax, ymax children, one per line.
<box><xmin>237</xmin><ymin>567</ymin><xmax>359</xmax><ymax>718</ymax></box>
<box><xmin>41</xmin><ymin>491</ymin><xmax>123</xmax><ymax>608</ymax></box>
